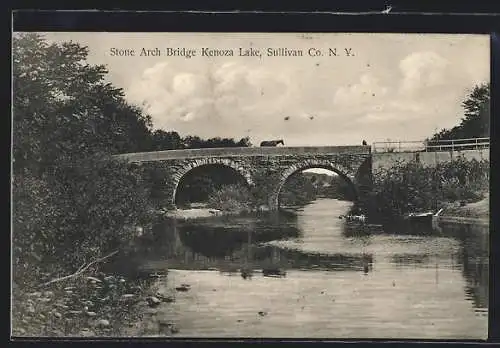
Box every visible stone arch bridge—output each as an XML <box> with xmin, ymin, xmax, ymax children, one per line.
<box><xmin>115</xmin><ymin>146</ymin><xmax>372</xmax><ymax>211</ymax></box>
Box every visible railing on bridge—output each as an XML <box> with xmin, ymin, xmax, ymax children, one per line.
<box><xmin>372</xmin><ymin>137</ymin><xmax>490</xmax><ymax>153</ymax></box>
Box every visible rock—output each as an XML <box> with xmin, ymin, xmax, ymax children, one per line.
<box><xmin>28</xmin><ymin>291</ymin><xmax>42</xmax><ymax>297</ymax></box>
<box><xmin>162</xmin><ymin>296</ymin><xmax>175</xmax><ymax>303</ymax></box>
<box><xmin>96</xmin><ymin>319</ymin><xmax>110</xmax><ymax>328</ymax></box>
<box><xmin>86</xmin><ymin>311</ymin><xmax>97</xmax><ymax>317</ymax></box>
<box><xmin>39</xmin><ymin>297</ymin><xmax>52</xmax><ymax>303</ymax></box>
<box><xmin>26</xmin><ymin>304</ymin><xmax>36</xmax><ymax>313</ymax></box>
<box><xmin>146</xmin><ymin>296</ymin><xmax>161</xmax><ymax>307</ymax></box>
<box><xmin>158</xmin><ymin>321</ymin><xmax>179</xmax><ymax>334</ymax></box>
<box><xmin>39</xmin><ymin>314</ymin><xmax>46</xmax><ymax>319</ymax></box>
<box><xmin>258</xmin><ymin>311</ymin><xmax>268</xmax><ymax>317</ymax></box>
<box><xmin>14</xmin><ymin>327</ymin><xmax>27</xmax><ymax>335</ymax></box>
<box><xmin>175</xmin><ymin>285</ymin><xmax>190</xmax><ymax>292</ymax></box>
<box><xmin>68</xmin><ymin>310</ymin><xmax>83</xmax><ymax>315</ymax></box>
<box><xmin>43</xmin><ymin>291</ymin><xmax>54</xmax><ymax>297</ymax></box>
<box><xmin>119</xmin><ymin>278</ymin><xmax>126</xmax><ymax>283</ymax></box>
<box><xmin>65</xmin><ymin>290</ymin><xmax>73</xmax><ymax>295</ymax></box>
<box><xmin>104</xmin><ymin>276</ymin><xmax>115</xmax><ymax>282</ymax></box>
<box><xmin>79</xmin><ymin>329</ymin><xmax>95</xmax><ymax>337</ymax></box>
<box><xmin>64</xmin><ymin>286</ymin><xmax>75</xmax><ymax>291</ymax></box>
<box><xmin>121</xmin><ymin>294</ymin><xmax>135</xmax><ymax>299</ymax></box>
<box><xmin>53</xmin><ymin>312</ymin><xmax>62</xmax><ymax>319</ymax></box>
<box><xmin>87</xmin><ymin>276</ymin><xmax>102</xmax><ymax>283</ymax></box>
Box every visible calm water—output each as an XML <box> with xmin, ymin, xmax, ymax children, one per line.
<box><xmin>131</xmin><ymin>198</ymin><xmax>489</xmax><ymax>339</ymax></box>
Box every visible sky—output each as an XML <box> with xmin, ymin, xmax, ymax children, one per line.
<box><xmin>40</xmin><ymin>32</ymin><xmax>490</xmax><ymax>148</ymax></box>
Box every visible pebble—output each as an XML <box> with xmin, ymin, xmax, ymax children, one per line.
<box><xmin>64</xmin><ymin>286</ymin><xmax>75</xmax><ymax>291</ymax></box>
<box><xmin>121</xmin><ymin>294</ymin><xmax>135</xmax><ymax>299</ymax></box>
<box><xmin>28</xmin><ymin>291</ymin><xmax>42</xmax><ymax>297</ymax></box>
<box><xmin>68</xmin><ymin>310</ymin><xmax>83</xmax><ymax>315</ymax></box>
<box><xmin>146</xmin><ymin>296</ymin><xmax>161</xmax><ymax>307</ymax></box>
<box><xmin>86</xmin><ymin>311</ymin><xmax>97</xmax><ymax>317</ymax></box>
<box><xmin>96</xmin><ymin>319</ymin><xmax>110</xmax><ymax>328</ymax></box>
<box><xmin>53</xmin><ymin>312</ymin><xmax>62</xmax><ymax>319</ymax></box>
<box><xmin>26</xmin><ymin>305</ymin><xmax>36</xmax><ymax>313</ymax></box>
<box><xmin>87</xmin><ymin>276</ymin><xmax>102</xmax><ymax>283</ymax></box>
<box><xmin>43</xmin><ymin>291</ymin><xmax>54</xmax><ymax>297</ymax></box>
<box><xmin>39</xmin><ymin>314</ymin><xmax>46</xmax><ymax>319</ymax></box>
<box><xmin>79</xmin><ymin>329</ymin><xmax>95</xmax><ymax>337</ymax></box>
<box><xmin>15</xmin><ymin>327</ymin><xmax>27</xmax><ymax>335</ymax></box>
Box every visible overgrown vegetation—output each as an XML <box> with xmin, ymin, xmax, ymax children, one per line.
<box><xmin>365</xmin><ymin>156</ymin><xmax>489</xmax><ymax>223</ymax></box>
<box><xmin>207</xmin><ymin>184</ymin><xmax>254</xmax><ymax>213</ymax></box>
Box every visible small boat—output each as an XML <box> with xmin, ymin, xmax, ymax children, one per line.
<box><xmin>404</xmin><ymin>208</ymin><xmax>444</xmax><ymax>232</ymax></box>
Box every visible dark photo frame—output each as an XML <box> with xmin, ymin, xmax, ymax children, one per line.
<box><xmin>9</xmin><ymin>3</ymin><xmax>500</xmax><ymax>346</ymax></box>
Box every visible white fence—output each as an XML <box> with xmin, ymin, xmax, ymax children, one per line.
<box><xmin>372</xmin><ymin>137</ymin><xmax>490</xmax><ymax>153</ymax></box>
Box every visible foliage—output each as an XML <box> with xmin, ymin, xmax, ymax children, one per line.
<box><xmin>366</xmin><ymin>156</ymin><xmax>489</xmax><ymax>222</ymax></box>
<box><xmin>206</xmin><ymin>184</ymin><xmax>254</xmax><ymax>212</ymax></box>
<box><xmin>430</xmin><ymin>83</ymin><xmax>490</xmax><ymax>141</ymax></box>
<box><xmin>149</xmin><ymin>132</ymin><xmax>252</xmax><ymax>151</ymax></box>
<box><xmin>12</xmin><ymin>33</ymin><xmax>156</xmax><ymax>286</ymax></box>
<box><xmin>12</xmin><ymin>157</ymin><xmax>154</xmax><ymax>285</ymax></box>
<box><xmin>13</xmin><ymin>33</ymin><xmax>153</xmax><ymax>176</ymax></box>
<box><xmin>280</xmin><ymin>173</ymin><xmax>317</xmax><ymax>206</ymax></box>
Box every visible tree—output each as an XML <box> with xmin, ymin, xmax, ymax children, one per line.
<box><xmin>12</xmin><ymin>33</ymin><xmax>153</xmax><ymax>175</ymax></box>
<box><xmin>12</xmin><ymin>33</ymin><xmax>155</xmax><ymax>283</ymax></box>
<box><xmin>430</xmin><ymin>83</ymin><xmax>490</xmax><ymax>141</ymax></box>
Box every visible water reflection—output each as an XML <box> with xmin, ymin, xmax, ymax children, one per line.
<box><xmin>127</xmin><ymin>198</ymin><xmax>487</xmax><ymax>338</ymax></box>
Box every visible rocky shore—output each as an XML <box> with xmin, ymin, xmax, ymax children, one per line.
<box><xmin>11</xmin><ymin>271</ymin><xmax>181</xmax><ymax>337</ymax></box>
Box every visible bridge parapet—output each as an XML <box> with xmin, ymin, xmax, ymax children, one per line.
<box><xmin>115</xmin><ymin>145</ymin><xmax>371</xmax><ymax>162</ymax></box>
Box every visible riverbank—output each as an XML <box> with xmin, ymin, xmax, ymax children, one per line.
<box><xmin>11</xmin><ymin>270</ymin><xmax>181</xmax><ymax>337</ymax></box>
<box><xmin>440</xmin><ymin>194</ymin><xmax>489</xmax><ymax>221</ymax></box>
<box><xmin>164</xmin><ymin>206</ymin><xmax>268</xmax><ymax>221</ymax></box>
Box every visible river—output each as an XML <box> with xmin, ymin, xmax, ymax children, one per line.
<box><xmin>127</xmin><ymin>198</ymin><xmax>488</xmax><ymax>339</ymax></box>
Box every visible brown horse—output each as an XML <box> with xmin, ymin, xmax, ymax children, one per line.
<box><xmin>260</xmin><ymin>139</ymin><xmax>284</xmax><ymax>147</ymax></box>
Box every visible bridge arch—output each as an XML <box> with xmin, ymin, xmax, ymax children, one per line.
<box><xmin>269</xmin><ymin>159</ymin><xmax>358</xmax><ymax>210</ymax></box>
<box><xmin>171</xmin><ymin>157</ymin><xmax>254</xmax><ymax>207</ymax></box>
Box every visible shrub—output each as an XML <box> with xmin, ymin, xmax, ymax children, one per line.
<box><xmin>207</xmin><ymin>184</ymin><xmax>254</xmax><ymax>212</ymax></box>
<box><xmin>12</xmin><ymin>155</ymin><xmax>155</xmax><ymax>286</ymax></box>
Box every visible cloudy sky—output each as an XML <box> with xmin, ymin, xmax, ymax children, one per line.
<box><xmin>42</xmin><ymin>32</ymin><xmax>489</xmax><ymax>146</ymax></box>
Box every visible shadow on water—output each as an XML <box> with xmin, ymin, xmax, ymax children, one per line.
<box><xmin>440</xmin><ymin>222</ymin><xmax>489</xmax><ymax>314</ymax></box>
<box><xmin>114</xmin><ymin>199</ymin><xmax>487</xmax><ymax>318</ymax></box>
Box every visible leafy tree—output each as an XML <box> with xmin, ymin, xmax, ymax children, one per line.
<box><xmin>150</xmin><ymin>130</ymin><xmax>183</xmax><ymax>150</ymax></box>
<box><xmin>12</xmin><ymin>33</ymin><xmax>153</xmax><ymax>175</ymax></box>
<box><xmin>12</xmin><ymin>33</ymin><xmax>155</xmax><ymax>284</ymax></box>
<box><xmin>430</xmin><ymin>83</ymin><xmax>490</xmax><ymax>141</ymax></box>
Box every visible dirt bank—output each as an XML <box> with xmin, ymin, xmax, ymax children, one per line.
<box><xmin>441</xmin><ymin>193</ymin><xmax>489</xmax><ymax>221</ymax></box>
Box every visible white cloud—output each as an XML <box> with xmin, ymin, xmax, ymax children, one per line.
<box><xmin>333</xmin><ymin>73</ymin><xmax>389</xmax><ymax>107</ymax></box>
<box><xmin>399</xmin><ymin>51</ymin><xmax>449</xmax><ymax>95</ymax></box>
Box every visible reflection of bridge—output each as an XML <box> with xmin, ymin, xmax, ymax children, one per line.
<box><xmin>116</xmin><ymin>146</ymin><xmax>373</xmax><ymax>210</ymax></box>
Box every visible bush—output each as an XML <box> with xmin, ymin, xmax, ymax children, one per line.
<box><xmin>366</xmin><ymin>157</ymin><xmax>489</xmax><ymax>222</ymax></box>
<box><xmin>207</xmin><ymin>184</ymin><xmax>254</xmax><ymax>212</ymax></box>
<box><xmin>12</xmin><ymin>155</ymin><xmax>155</xmax><ymax>286</ymax></box>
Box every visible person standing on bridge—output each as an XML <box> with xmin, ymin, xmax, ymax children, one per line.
<box><xmin>362</xmin><ymin>140</ymin><xmax>367</xmax><ymax>146</ymax></box>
